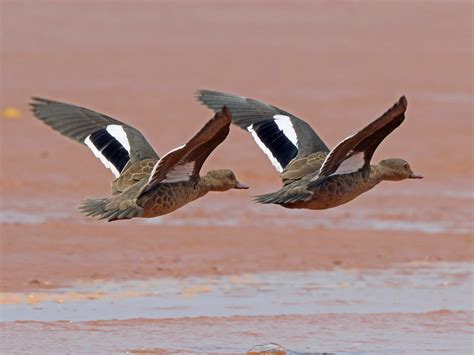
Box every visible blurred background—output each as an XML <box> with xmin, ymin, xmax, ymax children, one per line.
<box><xmin>1</xmin><ymin>1</ymin><xmax>472</xmax><ymax>353</ymax></box>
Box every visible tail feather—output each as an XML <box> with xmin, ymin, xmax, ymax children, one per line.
<box><xmin>79</xmin><ymin>198</ymin><xmax>109</xmax><ymax>217</ymax></box>
<box><xmin>79</xmin><ymin>198</ymin><xmax>141</xmax><ymax>222</ymax></box>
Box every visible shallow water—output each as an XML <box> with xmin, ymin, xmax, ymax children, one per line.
<box><xmin>1</xmin><ymin>263</ymin><xmax>472</xmax><ymax>353</ymax></box>
<box><xmin>2</xmin><ymin>262</ymin><xmax>472</xmax><ymax>322</ymax></box>
<box><xmin>2</xmin><ymin>311</ymin><xmax>472</xmax><ymax>354</ymax></box>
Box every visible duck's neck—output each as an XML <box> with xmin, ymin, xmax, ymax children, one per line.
<box><xmin>371</xmin><ymin>164</ymin><xmax>390</xmax><ymax>183</ymax></box>
<box><xmin>199</xmin><ymin>175</ymin><xmax>228</xmax><ymax>192</ymax></box>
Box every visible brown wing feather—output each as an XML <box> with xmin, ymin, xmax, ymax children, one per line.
<box><xmin>112</xmin><ymin>159</ymin><xmax>156</xmax><ymax>194</ymax></box>
<box><xmin>318</xmin><ymin>96</ymin><xmax>407</xmax><ymax>177</ymax></box>
<box><xmin>138</xmin><ymin>106</ymin><xmax>231</xmax><ymax>195</ymax></box>
<box><xmin>280</xmin><ymin>151</ymin><xmax>327</xmax><ymax>184</ymax></box>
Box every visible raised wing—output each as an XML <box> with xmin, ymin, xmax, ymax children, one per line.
<box><xmin>317</xmin><ymin>96</ymin><xmax>407</xmax><ymax>178</ymax></box>
<box><xmin>31</xmin><ymin>97</ymin><xmax>159</xmax><ymax>177</ymax></box>
<box><xmin>196</xmin><ymin>90</ymin><xmax>329</xmax><ymax>173</ymax></box>
<box><xmin>138</xmin><ymin>106</ymin><xmax>232</xmax><ymax>195</ymax></box>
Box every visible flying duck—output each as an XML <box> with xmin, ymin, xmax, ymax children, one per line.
<box><xmin>31</xmin><ymin>98</ymin><xmax>248</xmax><ymax>221</ymax></box>
<box><xmin>196</xmin><ymin>90</ymin><xmax>422</xmax><ymax>210</ymax></box>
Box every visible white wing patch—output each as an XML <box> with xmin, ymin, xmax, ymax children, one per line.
<box><xmin>162</xmin><ymin>162</ymin><xmax>195</xmax><ymax>183</ymax></box>
<box><xmin>273</xmin><ymin>115</ymin><xmax>298</xmax><ymax>147</ymax></box>
<box><xmin>316</xmin><ymin>134</ymin><xmax>356</xmax><ymax>178</ymax></box>
<box><xmin>166</xmin><ymin>144</ymin><xmax>186</xmax><ymax>154</ymax></box>
<box><xmin>247</xmin><ymin>124</ymin><xmax>283</xmax><ymax>172</ymax></box>
<box><xmin>331</xmin><ymin>152</ymin><xmax>365</xmax><ymax>176</ymax></box>
<box><xmin>147</xmin><ymin>144</ymin><xmax>191</xmax><ymax>185</ymax></box>
<box><xmin>84</xmin><ymin>135</ymin><xmax>120</xmax><ymax>177</ymax></box>
<box><xmin>106</xmin><ymin>125</ymin><xmax>131</xmax><ymax>153</ymax></box>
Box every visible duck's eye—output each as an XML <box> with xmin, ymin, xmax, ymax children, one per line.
<box><xmin>403</xmin><ymin>163</ymin><xmax>409</xmax><ymax>169</ymax></box>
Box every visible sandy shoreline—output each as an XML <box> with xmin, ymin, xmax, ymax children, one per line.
<box><xmin>2</xmin><ymin>222</ymin><xmax>472</xmax><ymax>293</ymax></box>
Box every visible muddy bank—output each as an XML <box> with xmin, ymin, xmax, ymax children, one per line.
<box><xmin>2</xmin><ymin>221</ymin><xmax>472</xmax><ymax>292</ymax></box>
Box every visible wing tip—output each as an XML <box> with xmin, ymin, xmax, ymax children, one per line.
<box><xmin>195</xmin><ymin>89</ymin><xmax>246</xmax><ymax>107</ymax></box>
<box><xmin>30</xmin><ymin>96</ymin><xmax>53</xmax><ymax>105</ymax></box>
<box><xmin>383</xmin><ymin>95</ymin><xmax>407</xmax><ymax>118</ymax></box>
<box><xmin>215</xmin><ymin>105</ymin><xmax>232</xmax><ymax>125</ymax></box>
<box><xmin>195</xmin><ymin>89</ymin><xmax>216</xmax><ymax>103</ymax></box>
<box><xmin>29</xmin><ymin>97</ymin><xmax>50</xmax><ymax>111</ymax></box>
<box><xmin>397</xmin><ymin>95</ymin><xmax>408</xmax><ymax>111</ymax></box>
<box><xmin>194</xmin><ymin>89</ymin><xmax>204</xmax><ymax>102</ymax></box>
<box><xmin>221</xmin><ymin>104</ymin><xmax>232</xmax><ymax>118</ymax></box>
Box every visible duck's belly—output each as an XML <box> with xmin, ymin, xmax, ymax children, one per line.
<box><xmin>141</xmin><ymin>183</ymin><xmax>205</xmax><ymax>217</ymax></box>
<box><xmin>285</xmin><ymin>174</ymin><xmax>379</xmax><ymax>210</ymax></box>
<box><xmin>287</xmin><ymin>191</ymin><xmax>366</xmax><ymax>210</ymax></box>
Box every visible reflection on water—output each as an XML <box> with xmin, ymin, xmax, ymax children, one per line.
<box><xmin>1</xmin><ymin>262</ymin><xmax>472</xmax><ymax>322</ymax></box>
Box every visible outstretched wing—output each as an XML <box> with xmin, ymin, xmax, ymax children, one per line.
<box><xmin>196</xmin><ymin>90</ymin><xmax>329</xmax><ymax>173</ymax></box>
<box><xmin>31</xmin><ymin>97</ymin><xmax>159</xmax><ymax>177</ymax></box>
<box><xmin>139</xmin><ymin>106</ymin><xmax>231</xmax><ymax>195</ymax></box>
<box><xmin>317</xmin><ymin>96</ymin><xmax>408</xmax><ymax>179</ymax></box>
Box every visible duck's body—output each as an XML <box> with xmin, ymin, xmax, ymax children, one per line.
<box><xmin>266</xmin><ymin>163</ymin><xmax>382</xmax><ymax>210</ymax></box>
<box><xmin>31</xmin><ymin>99</ymin><xmax>248</xmax><ymax>221</ymax></box>
<box><xmin>140</xmin><ymin>179</ymin><xmax>206</xmax><ymax>217</ymax></box>
<box><xmin>197</xmin><ymin>90</ymin><xmax>422</xmax><ymax>210</ymax></box>
<box><xmin>84</xmin><ymin>168</ymin><xmax>234</xmax><ymax>219</ymax></box>
<box><xmin>139</xmin><ymin>171</ymin><xmax>238</xmax><ymax>217</ymax></box>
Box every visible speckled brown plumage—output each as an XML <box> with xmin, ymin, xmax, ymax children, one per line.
<box><xmin>112</xmin><ymin>159</ymin><xmax>156</xmax><ymax>194</ymax></box>
<box><xmin>280</xmin><ymin>151</ymin><xmax>328</xmax><ymax>184</ymax></box>
<box><xmin>31</xmin><ymin>98</ymin><xmax>248</xmax><ymax>222</ymax></box>
<box><xmin>276</xmin><ymin>165</ymin><xmax>384</xmax><ymax>209</ymax></box>
<box><xmin>139</xmin><ymin>178</ymin><xmax>207</xmax><ymax>217</ymax></box>
<box><xmin>198</xmin><ymin>91</ymin><xmax>422</xmax><ymax>211</ymax></box>
<box><xmin>89</xmin><ymin>170</ymin><xmax>239</xmax><ymax>220</ymax></box>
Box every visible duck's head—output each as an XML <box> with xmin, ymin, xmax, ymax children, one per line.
<box><xmin>378</xmin><ymin>158</ymin><xmax>423</xmax><ymax>181</ymax></box>
<box><xmin>204</xmin><ymin>169</ymin><xmax>249</xmax><ymax>191</ymax></box>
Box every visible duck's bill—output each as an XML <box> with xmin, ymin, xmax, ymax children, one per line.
<box><xmin>409</xmin><ymin>172</ymin><xmax>423</xmax><ymax>179</ymax></box>
<box><xmin>234</xmin><ymin>181</ymin><xmax>250</xmax><ymax>189</ymax></box>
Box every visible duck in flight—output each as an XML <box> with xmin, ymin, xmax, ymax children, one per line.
<box><xmin>196</xmin><ymin>90</ymin><xmax>422</xmax><ymax>210</ymax></box>
<box><xmin>31</xmin><ymin>98</ymin><xmax>248</xmax><ymax>221</ymax></box>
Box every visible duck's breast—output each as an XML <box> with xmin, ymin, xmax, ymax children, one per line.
<box><xmin>141</xmin><ymin>180</ymin><xmax>206</xmax><ymax>217</ymax></box>
<box><xmin>294</xmin><ymin>171</ymin><xmax>381</xmax><ymax>210</ymax></box>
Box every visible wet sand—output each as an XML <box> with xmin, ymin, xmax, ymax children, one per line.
<box><xmin>1</xmin><ymin>222</ymin><xmax>473</xmax><ymax>293</ymax></box>
<box><xmin>1</xmin><ymin>1</ymin><xmax>473</xmax><ymax>353</ymax></box>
